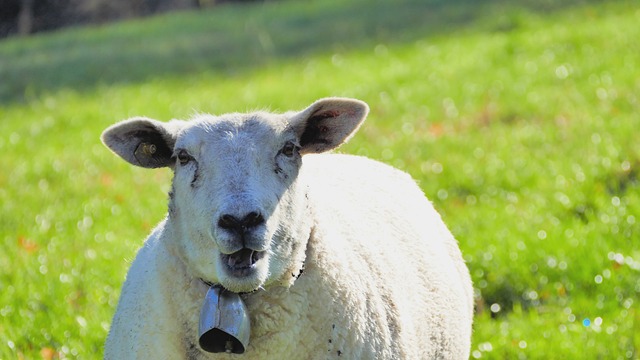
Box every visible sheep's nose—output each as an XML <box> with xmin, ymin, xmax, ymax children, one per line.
<box><xmin>218</xmin><ymin>212</ymin><xmax>265</xmax><ymax>233</ymax></box>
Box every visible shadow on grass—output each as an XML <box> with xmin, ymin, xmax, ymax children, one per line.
<box><xmin>0</xmin><ymin>0</ymin><xmax>605</xmax><ymax>104</ymax></box>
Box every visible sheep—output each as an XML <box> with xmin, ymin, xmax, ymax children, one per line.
<box><xmin>101</xmin><ymin>97</ymin><xmax>473</xmax><ymax>359</ymax></box>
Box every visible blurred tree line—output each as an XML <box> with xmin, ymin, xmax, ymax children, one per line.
<box><xmin>0</xmin><ymin>0</ymin><xmax>262</xmax><ymax>38</ymax></box>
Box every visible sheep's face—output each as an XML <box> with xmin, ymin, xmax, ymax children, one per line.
<box><xmin>102</xmin><ymin>98</ymin><xmax>368</xmax><ymax>293</ymax></box>
<box><xmin>167</xmin><ymin>114</ymin><xmax>309</xmax><ymax>293</ymax></box>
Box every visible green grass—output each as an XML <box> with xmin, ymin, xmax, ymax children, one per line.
<box><xmin>1</xmin><ymin>0</ymin><xmax>639</xmax><ymax>358</ymax></box>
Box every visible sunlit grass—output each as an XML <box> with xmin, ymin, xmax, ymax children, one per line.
<box><xmin>1</xmin><ymin>0</ymin><xmax>639</xmax><ymax>358</ymax></box>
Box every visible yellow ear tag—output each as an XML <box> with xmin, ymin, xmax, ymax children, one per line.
<box><xmin>139</xmin><ymin>143</ymin><xmax>157</xmax><ymax>155</ymax></box>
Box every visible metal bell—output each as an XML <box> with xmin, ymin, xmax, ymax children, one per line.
<box><xmin>198</xmin><ymin>285</ymin><xmax>251</xmax><ymax>354</ymax></box>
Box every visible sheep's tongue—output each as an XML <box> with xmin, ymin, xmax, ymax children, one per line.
<box><xmin>227</xmin><ymin>249</ymin><xmax>255</xmax><ymax>268</ymax></box>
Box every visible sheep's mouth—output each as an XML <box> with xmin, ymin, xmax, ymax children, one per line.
<box><xmin>222</xmin><ymin>249</ymin><xmax>265</xmax><ymax>277</ymax></box>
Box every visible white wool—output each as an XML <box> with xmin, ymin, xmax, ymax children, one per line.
<box><xmin>101</xmin><ymin>98</ymin><xmax>473</xmax><ymax>359</ymax></box>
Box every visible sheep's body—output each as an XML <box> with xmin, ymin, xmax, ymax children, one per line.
<box><xmin>102</xmin><ymin>98</ymin><xmax>473</xmax><ymax>359</ymax></box>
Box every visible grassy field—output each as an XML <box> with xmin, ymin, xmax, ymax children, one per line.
<box><xmin>1</xmin><ymin>0</ymin><xmax>639</xmax><ymax>358</ymax></box>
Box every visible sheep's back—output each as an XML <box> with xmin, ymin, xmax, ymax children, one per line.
<box><xmin>300</xmin><ymin>154</ymin><xmax>473</xmax><ymax>359</ymax></box>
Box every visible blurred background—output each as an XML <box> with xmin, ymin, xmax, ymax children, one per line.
<box><xmin>1</xmin><ymin>0</ymin><xmax>224</xmax><ymax>38</ymax></box>
<box><xmin>0</xmin><ymin>0</ymin><xmax>638</xmax><ymax>358</ymax></box>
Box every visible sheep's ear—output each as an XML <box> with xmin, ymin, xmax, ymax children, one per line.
<box><xmin>101</xmin><ymin>117</ymin><xmax>184</xmax><ymax>168</ymax></box>
<box><xmin>291</xmin><ymin>97</ymin><xmax>369</xmax><ymax>154</ymax></box>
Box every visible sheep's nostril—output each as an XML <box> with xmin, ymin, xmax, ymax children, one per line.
<box><xmin>218</xmin><ymin>214</ymin><xmax>240</xmax><ymax>230</ymax></box>
<box><xmin>218</xmin><ymin>212</ymin><xmax>264</xmax><ymax>233</ymax></box>
<box><xmin>243</xmin><ymin>212</ymin><xmax>264</xmax><ymax>228</ymax></box>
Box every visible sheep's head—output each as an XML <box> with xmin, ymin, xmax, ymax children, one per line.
<box><xmin>102</xmin><ymin>98</ymin><xmax>368</xmax><ymax>293</ymax></box>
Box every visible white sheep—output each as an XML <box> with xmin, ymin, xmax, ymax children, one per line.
<box><xmin>101</xmin><ymin>98</ymin><xmax>473</xmax><ymax>359</ymax></box>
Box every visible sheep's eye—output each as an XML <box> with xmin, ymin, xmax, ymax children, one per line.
<box><xmin>177</xmin><ymin>150</ymin><xmax>193</xmax><ymax>165</ymax></box>
<box><xmin>281</xmin><ymin>142</ymin><xmax>298</xmax><ymax>157</ymax></box>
